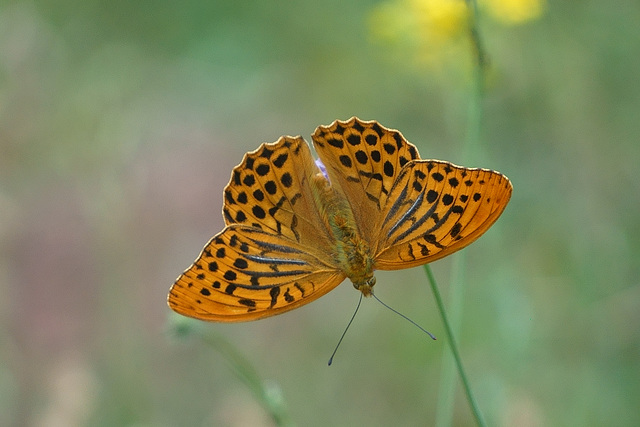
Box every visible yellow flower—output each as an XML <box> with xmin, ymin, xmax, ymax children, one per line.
<box><xmin>369</xmin><ymin>0</ymin><xmax>544</xmax><ymax>74</ymax></box>
<box><xmin>482</xmin><ymin>0</ymin><xmax>545</xmax><ymax>25</ymax></box>
<box><xmin>369</xmin><ymin>0</ymin><xmax>471</xmax><ymax>70</ymax></box>
<box><xmin>411</xmin><ymin>0</ymin><xmax>470</xmax><ymax>43</ymax></box>
<box><xmin>370</xmin><ymin>0</ymin><xmax>470</xmax><ymax>46</ymax></box>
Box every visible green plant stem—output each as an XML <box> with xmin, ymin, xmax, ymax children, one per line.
<box><xmin>465</xmin><ymin>0</ymin><xmax>488</xmax><ymax>71</ymax></box>
<box><xmin>465</xmin><ymin>0</ymin><xmax>487</xmax><ymax>164</ymax></box>
<box><xmin>433</xmin><ymin>1</ymin><xmax>488</xmax><ymax>426</ymax></box>
<box><xmin>425</xmin><ymin>265</ymin><xmax>486</xmax><ymax>427</ymax></box>
<box><xmin>434</xmin><ymin>253</ymin><xmax>466</xmax><ymax>427</ymax></box>
<box><xmin>200</xmin><ymin>330</ymin><xmax>294</xmax><ymax>427</ymax></box>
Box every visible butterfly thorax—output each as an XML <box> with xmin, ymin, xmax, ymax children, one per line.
<box><xmin>311</xmin><ymin>173</ymin><xmax>376</xmax><ymax>296</ymax></box>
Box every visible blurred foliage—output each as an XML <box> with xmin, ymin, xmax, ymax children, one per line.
<box><xmin>1</xmin><ymin>0</ymin><xmax>639</xmax><ymax>426</ymax></box>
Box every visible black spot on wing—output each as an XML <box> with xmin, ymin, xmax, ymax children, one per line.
<box><xmin>269</xmin><ymin>286</ymin><xmax>280</xmax><ymax>308</ymax></box>
<box><xmin>238</xmin><ymin>298</ymin><xmax>256</xmax><ymax>307</ymax></box>
<box><xmin>273</xmin><ymin>153</ymin><xmax>288</xmax><ymax>168</ymax></box>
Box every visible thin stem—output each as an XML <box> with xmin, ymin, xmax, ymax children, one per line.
<box><xmin>201</xmin><ymin>331</ymin><xmax>294</xmax><ymax>427</ymax></box>
<box><xmin>465</xmin><ymin>0</ymin><xmax>489</xmax><ymax>75</ymax></box>
<box><xmin>424</xmin><ymin>265</ymin><xmax>486</xmax><ymax>427</ymax></box>
<box><xmin>170</xmin><ymin>316</ymin><xmax>294</xmax><ymax>427</ymax></box>
<box><xmin>434</xmin><ymin>253</ymin><xmax>466</xmax><ymax>427</ymax></box>
<box><xmin>432</xmin><ymin>1</ymin><xmax>488</xmax><ymax>426</ymax></box>
<box><xmin>464</xmin><ymin>0</ymin><xmax>487</xmax><ymax>165</ymax></box>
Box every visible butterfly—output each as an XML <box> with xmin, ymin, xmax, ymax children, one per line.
<box><xmin>168</xmin><ymin>117</ymin><xmax>512</xmax><ymax>321</ymax></box>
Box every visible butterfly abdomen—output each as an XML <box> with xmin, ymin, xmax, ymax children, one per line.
<box><xmin>310</xmin><ymin>172</ymin><xmax>376</xmax><ymax>295</ymax></box>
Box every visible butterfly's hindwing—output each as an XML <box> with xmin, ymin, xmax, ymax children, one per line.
<box><xmin>169</xmin><ymin>226</ymin><xmax>346</xmax><ymax>321</ymax></box>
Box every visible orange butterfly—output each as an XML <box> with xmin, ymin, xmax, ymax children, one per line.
<box><xmin>168</xmin><ymin>118</ymin><xmax>512</xmax><ymax>321</ymax></box>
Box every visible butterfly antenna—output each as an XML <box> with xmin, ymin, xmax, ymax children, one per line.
<box><xmin>372</xmin><ymin>291</ymin><xmax>437</xmax><ymax>340</ymax></box>
<box><xmin>328</xmin><ymin>293</ymin><xmax>363</xmax><ymax>366</ymax></box>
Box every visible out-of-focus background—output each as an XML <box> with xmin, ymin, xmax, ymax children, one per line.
<box><xmin>2</xmin><ymin>1</ymin><xmax>639</xmax><ymax>426</ymax></box>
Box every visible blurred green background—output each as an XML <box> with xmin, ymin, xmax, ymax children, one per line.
<box><xmin>2</xmin><ymin>0</ymin><xmax>639</xmax><ymax>426</ymax></box>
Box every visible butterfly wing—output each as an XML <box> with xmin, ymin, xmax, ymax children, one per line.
<box><xmin>312</xmin><ymin>117</ymin><xmax>511</xmax><ymax>270</ymax></box>
<box><xmin>168</xmin><ymin>136</ymin><xmax>346</xmax><ymax>321</ymax></box>
<box><xmin>222</xmin><ymin>136</ymin><xmax>334</xmax><ymax>250</ymax></box>
<box><xmin>374</xmin><ymin>160</ymin><xmax>512</xmax><ymax>269</ymax></box>
<box><xmin>169</xmin><ymin>226</ymin><xmax>345</xmax><ymax>321</ymax></box>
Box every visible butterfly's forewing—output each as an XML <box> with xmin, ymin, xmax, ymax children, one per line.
<box><xmin>374</xmin><ymin>161</ymin><xmax>512</xmax><ymax>269</ymax></box>
<box><xmin>223</xmin><ymin>136</ymin><xmax>334</xmax><ymax>251</ymax></box>
<box><xmin>169</xmin><ymin>226</ymin><xmax>345</xmax><ymax>321</ymax></box>
<box><xmin>312</xmin><ymin>117</ymin><xmax>420</xmax><ymax>246</ymax></box>
<box><xmin>169</xmin><ymin>136</ymin><xmax>346</xmax><ymax>321</ymax></box>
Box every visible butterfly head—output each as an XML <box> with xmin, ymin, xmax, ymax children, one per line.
<box><xmin>352</xmin><ymin>275</ymin><xmax>376</xmax><ymax>297</ymax></box>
